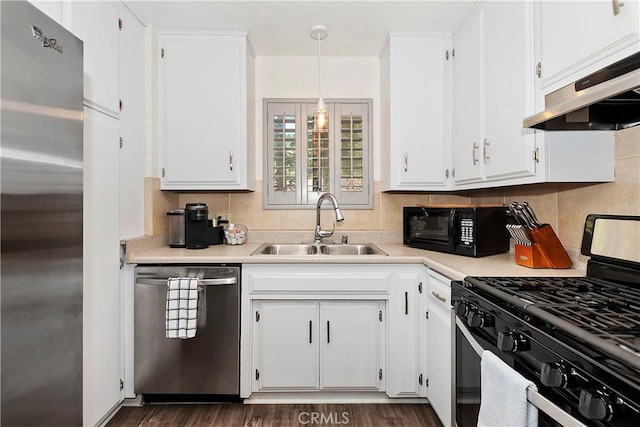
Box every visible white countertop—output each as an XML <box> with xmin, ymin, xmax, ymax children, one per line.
<box><xmin>126</xmin><ymin>236</ymin><xmax>586</xmax><ymax>281</ymax></box>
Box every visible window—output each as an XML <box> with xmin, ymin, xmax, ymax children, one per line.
<box><xmin>265</xmin><ymin>99</ymin><xmax>372</xmax><ymax>209</ymax></box>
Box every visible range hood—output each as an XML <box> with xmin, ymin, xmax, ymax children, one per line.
<box><xmin>523</xmin><ymin>52</ymin><xmax>640</xmax><ymax>131</ymax></box>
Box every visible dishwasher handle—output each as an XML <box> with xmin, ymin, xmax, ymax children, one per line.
<box><xmin>135</xmin><ymin>277</ymin><xmax>237</xmax><ymax>286</ymax></box>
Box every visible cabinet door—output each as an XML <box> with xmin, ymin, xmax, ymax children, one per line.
<box><xmin>538</xmin><ymin>0</ymin><xmax>639</xmax><ymax>92</ymax></box>
<box><xmin>483</xmin><ymin>0</ymin><xmax>536</xmax><ymax>182</ymax></box>
<box><xmin>118</xmin><ymin>4</ymin><xmax>145</xmax><ymax>240</ymax></box>
<box><xmin>65</xmin><ymin>1</ymin><xmax>120</xmax><ymax>115</ymax></box>
<box><xmin>83</xmin><ymin>107</ymin><xmax>122</xmax><ymax>426</ymax></box>
<box><xmin>427</xmin><ymin>271</ymin><xmax>453</xmax><ymax>427</ymax></box>
<box><xmin>388</xmin><ymin>36</ymin><xmax>452</xmax><ymax>190</ymax></box>
<box><xmin>159</xmin><ymin>34</ymin><xmax>246</xmax><ymax>189</ymax></box>
<box><xmin>320</xmin><ymin>301</ymin><xmax>383</xmax><ymax>390</ymax></box>
<box><xmin>388</xmin><ymin>270</ymin><xmax>427</xmax><ymax>397</ymax></box>
<box><xmin>254</xmin><ymin>301</ymin><xmax>319</xmax><ymax>390</ymax></box>
<box><xmin>452</xmin><ymin>5</ymin><xmax>484</xmax><ymax>185</ymax></box>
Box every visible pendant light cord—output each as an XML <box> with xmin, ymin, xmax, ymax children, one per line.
<box><xmin>317</xmin><ymin>34</ymin><xmax>323</xmax><ymax>101</ymax></box>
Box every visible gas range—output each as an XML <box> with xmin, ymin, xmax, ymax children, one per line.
<box><xmin>452</xmin><ymin>215</ymin><xmax>640</xmax><ymax>427</ymax></box>
<box><xmin>463</xmin><ymin>275</ymin><xmax>640</xmax><ymax>377</ymax></box>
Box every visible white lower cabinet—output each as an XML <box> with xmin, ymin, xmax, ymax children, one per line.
<box><xmin>83</xmin><ymin>106</ymin><xmax>122</xmax><ymax>426</ymax></box>
<box><xmin>426</xmin><ymin>269</ymin><xmax>453</xmax><ymax>427</ymax></box>
<box><xmin>243</xmin><ymin>264</ymin><xmax>436</xmax><ymax>399</ymax></box>
<box><xmin>387</xmin><ymin>267</ymin><xmax>428</xmax><ymax>398</ymax></box>
<box><xmin>242</xmin><ymin>263</ymin><xmax>454</xmax><ymax>412</ymax></box>
<box><xmin>320</xmin><ymin>301</ymin><xmax>384</xmax><ymax>390</ymax></box>
<box><xmin>252</xmin><ymin>300</ymin><xmax>385</xmax><ymax>392</ymax></box>
<box><xmin>254</xmin><ymin>301</ymin><xmax>319</xmax><ymax>390</ymax></box>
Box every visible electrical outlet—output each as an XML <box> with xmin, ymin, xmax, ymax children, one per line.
<box><xmin>216</xmin><ymin>213</ymin><xmax>230</xmax><ymax>222</ymax></box>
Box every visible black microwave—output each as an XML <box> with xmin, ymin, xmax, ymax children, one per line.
<box><xmin>403</xmin><ymin>205</ymin><xmax>510</xmax><ymax>257</ymax></box>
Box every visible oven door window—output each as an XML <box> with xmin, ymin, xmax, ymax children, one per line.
<box><xmin>405</xmin><ymin>208</ymin><xmax>453</xmax><ymax>244</ymax></box>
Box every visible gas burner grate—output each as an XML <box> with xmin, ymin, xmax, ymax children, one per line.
<box><xmin>467</xmin><ymin>276</ymin><xmax>640</xmax><ymax>355</ymax></box>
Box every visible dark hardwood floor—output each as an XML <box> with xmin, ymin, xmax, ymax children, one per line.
<box><xmin>107</xmin><ymin>403</ymin><xmax>443</xmax><ymax>427</ymax></box>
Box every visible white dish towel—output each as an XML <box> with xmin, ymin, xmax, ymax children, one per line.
<box><xmin>165</xmin><ymin>277</ymin><xmax>199</xmax><ymax>339</ymax></box>
<box><xmin>478</xmin><ymin>350</ymin><xmax>538</xmax><ymax>427</ymax></box>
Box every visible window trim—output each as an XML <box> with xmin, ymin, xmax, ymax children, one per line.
<box><xmin>263</xmin><ymin>98</ymin><xmax>373</xmax><ymax>210</ymax></box>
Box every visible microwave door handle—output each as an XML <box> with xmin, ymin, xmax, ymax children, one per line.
<box><xmin>448</xmin><ymin>209</ymin><xmax>457</xmax><ymax>248</ymax></box>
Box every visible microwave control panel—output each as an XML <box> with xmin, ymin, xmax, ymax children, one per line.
<box><xmin>459</xmin><ymin>215</ymin><xmax>474</xmax><ymax>246</ymax></box>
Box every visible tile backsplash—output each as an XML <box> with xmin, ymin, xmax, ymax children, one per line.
<box><xmin>146</xmin><ymin>127</ymin><xmax>639</xmax><ymax>256</ymax></box>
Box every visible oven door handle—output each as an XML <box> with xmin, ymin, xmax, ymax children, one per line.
<box><xmin>455</xmin><ymin>317</ymin><xmax>587</xmax><ymax>427</ymax></box>
<box><xmin>456</xmin><ymin>317</ymin><xmax>485</xmax><ymax>357</ymax></box>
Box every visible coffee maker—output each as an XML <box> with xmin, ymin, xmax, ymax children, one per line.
<box><xmin>184</xmin><ymin>203</ymin><xmax>209</xmax><ymax>249</ymax></box>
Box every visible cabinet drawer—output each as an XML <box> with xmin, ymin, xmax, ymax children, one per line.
<box><xmin>427</xmin><ymin>270</ymin><xmax>451</xmax><ymax>310</ymax></box>
<box><xmin>247</xmin><ymin>265</ymin><xmax>391</xmax><ymax>295</ymax></box>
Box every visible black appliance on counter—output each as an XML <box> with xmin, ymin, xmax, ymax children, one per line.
<box><xmin>185</xmin><ymin>203</ymin><xmax>209</xmax><ymax>249</ymax></box>
<box><xmin>452</xmin><ymin>214</ymin><xmax>640</xmax><ymax>427</ymax></box>
<box><xmin>403</xmin><ymin>205</ymin><xmax>509</xmax><ymax>257</ymax></box>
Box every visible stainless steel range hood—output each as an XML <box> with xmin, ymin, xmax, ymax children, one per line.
<box><xmin>523</xmin><ymin>52</ymin><xmax>640</xmax><ymax>131</ymax></box>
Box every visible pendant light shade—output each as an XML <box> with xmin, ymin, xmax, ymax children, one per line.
<box><xmin>310</xmin><ymin>25</ymin><xmax>328</xmax><ymax>131</ymax></box>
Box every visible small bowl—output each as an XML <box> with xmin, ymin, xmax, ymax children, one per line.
<box><xmin>224</xmin><ymin>224</ymin><xmax>248</xmax><ymax>245</ymax></box>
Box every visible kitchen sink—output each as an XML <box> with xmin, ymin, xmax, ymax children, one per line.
<box><xmin>251</xmin><ymin>243</ymin><xmax>387</xmax><ymax>256</ymax></box>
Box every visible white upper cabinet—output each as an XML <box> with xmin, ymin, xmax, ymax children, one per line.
<box><xmin>380</xmin><ymin>34</ymin><xmax>452</xmax><ymax>191</ymax></box>
<box><xmin>453</xmin><ymin>2</ymin><xmax>537</xmax><ymax>187</ymax></box>
<box><xmin>536</xmin><ymin>0</ymin><xmax>640</xmax><ymax>94</ymax></box>
<box><xmin>452</xmin><ymin>1</ymin><xmax>614</xmax><ymax>190</ymax></box>
<box><xmin>483</xmin><ymin>0</ymin><xmax>537</xmax><ymax>183</ymax></box>
<box><xmin>452</xmin><ymin>5</ymin><xmax>484</xmax><ymax>185</ymax></box>
<box><xmin>158</xmin><ymin>32</ymin><xmax>255</xmax><ymax>190</ymax></box>
<box><xmin>64</xmin><ymin>1</ymin><xmax>120</xmax><ymax>116</ymax></box>
<box><xmin>119</xmin><ymin>4</ymin><xmax>146</xmax><ymax>240</ymax></box>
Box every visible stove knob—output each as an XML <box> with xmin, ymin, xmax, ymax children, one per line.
<box><xmin>466</xmin><ymin>311</ymin><xmax>482</xmax><ymax>327</ymax></box>
<box><xmin>540</xmin><ymin>363</ymin><xmax>568</xmax><ymax>388</ymax></box>
<box><xmin>497</xmin><ymin>331</ymin><xmax>530</xmax><ymax>352</ymax></box>
<box><xmin>578</xmin><ymin>389</ymin><xmax>614</xmax><ymax>421</ymax></box>
<box><xmin>454</xmin><ymin>301</ymin><xmax>469</xmax><ymax>316</ymax></box>
<box><xmin>466</xmin><ymin>311</ymin><xmax>494</xmax><ymax>328</ymax></box>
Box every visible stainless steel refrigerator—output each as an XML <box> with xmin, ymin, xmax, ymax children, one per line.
<box><xmin>1</xmin><ymin>2</ymin><xmax>83</xmax><ymax>425</ymax></box>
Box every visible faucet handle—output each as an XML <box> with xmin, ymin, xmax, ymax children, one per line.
<box><xmin>318</xmin><ymin>230</ymin><xmax>334</xmax><ymax>238</ymax></box>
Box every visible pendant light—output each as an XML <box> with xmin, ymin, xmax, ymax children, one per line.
<box><xmin>310</xmin><ymin>24</ymin><xmax>328</xmax><ymax>131</ymax></box>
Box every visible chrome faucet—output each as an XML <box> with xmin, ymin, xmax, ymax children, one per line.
<box><xmin>314</xmin><ymin>193</ymin><xmax>344</xmax><ymax>243</ymax></box>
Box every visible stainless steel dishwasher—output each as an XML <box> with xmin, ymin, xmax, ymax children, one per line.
<box><xmin>134</xmin><ymin>265</ymin><xmax>240</xmax><ymax>396</ymax></box>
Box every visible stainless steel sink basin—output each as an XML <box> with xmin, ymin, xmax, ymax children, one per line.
<box><xmin>251</xmin><ymin>243</ymin><xmax>387</xmax><ymax>256</ymax></box>
<box><xmin>319</xmin><ymin>244</ymin><xmax>385</xmax><ymax>255</ymax></box>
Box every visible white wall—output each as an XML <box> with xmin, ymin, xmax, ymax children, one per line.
<box><xmin>254</xmin><ymin>56</ymin><xmax>381</xmax><ymax>180</ymax></box>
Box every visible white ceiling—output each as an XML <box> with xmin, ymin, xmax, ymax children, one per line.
<box><xmin>124</xmin><ymin>0</ymin><xmax>475</xmax><ymax>57</ymax></box>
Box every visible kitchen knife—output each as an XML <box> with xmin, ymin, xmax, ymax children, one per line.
<box><xmin>522</xmin><ymin>202</ymin><xmax>543</xmax><ymax>228</ymax></box>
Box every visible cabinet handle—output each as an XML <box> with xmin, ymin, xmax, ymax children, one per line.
<box><xmin>405</xmin><ymin>291</ymin><xmax>409</xmax><ymax>315</ymax></box>
<box><xmin>229</xmin><ymin>151</ymin><xmax>234</xmax><ymax>171</ymax></box>
<box><xmin>403</xmin><ymin>152</ymin><xmax>408</xmax><ymax>172</ymax></box>
<box><xmin>533</xmin><ymin>147</ymin><xmax>540</xmax><ymax>163</ymax></box>
<box><xmin>536</xmin><ymin>62</ymin><xmax>542</xmax><ymax>78</ymax></box>
<box><xmin>327</xmin><ymin>320</ymin><xmax>330</xmax><ymax>343</ymax></box>
<box><xmin>432</xmin><ymin>291</ymin><xmax>447</xmax><ymax>303</ymax></box>
<box><xmin>472</xmin><ymin>142</ymin><xmax>479</xmax><ymax>165</ymax></box>
<box><xmin>483</xmin><ymin>138</ymin><xmax>490</xmax><ymax>163</ymax></box>
<box><xmin>309</xmin><ymin>320</ymin><xmax>312</xmax><ymax>344</ymax></box>
<box><xmin>612</xmin><ymin>0</ymin><xmax>624</xmax><ymax>15</ymax></box>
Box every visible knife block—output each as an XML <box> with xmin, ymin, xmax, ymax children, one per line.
<box><xmin>515</xmin><ymin>224</ymin><xmax>573</xmax><ymax>269</ymax></box>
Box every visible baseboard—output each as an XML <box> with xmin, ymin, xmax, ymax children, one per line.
<box><xmin>243</xmin><ymin>391</ymin><xmax>429</xmax><ymax>405</ymax></box>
